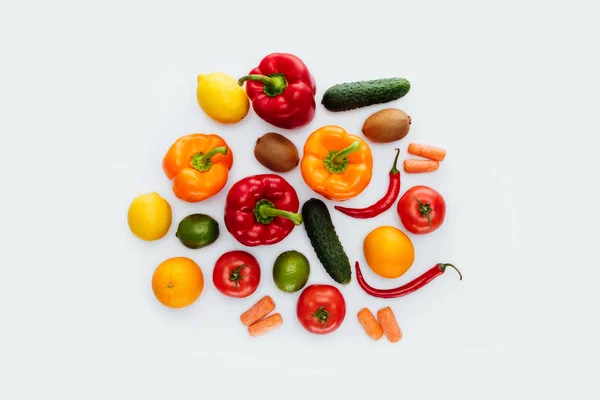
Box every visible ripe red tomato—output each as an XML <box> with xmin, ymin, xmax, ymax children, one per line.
<box><xmin>397</xmin><ymin>185</ymin><xmax>446</xmax><ymax>234</ymax></box>
<box><xmin>296</xmin><ymin>284</ymin><xmax>346</xmax><ymax>335</ymax></box>
<box><xmin>212</xmin><ymin>251</ymin><xmax>261</xmax><ymax>298</ymax></box>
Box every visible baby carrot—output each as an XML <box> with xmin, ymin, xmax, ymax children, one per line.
<box><xmin>408</xmin><ymin>143</ymin><xmax>446</xmax><ymax>161</ymax></box>
<box><xmin>248</xmin><ymin>313</ymin><xmax>283</xmax><ymax>337</ymax></box>
<box><xmin>377</xmin><ymin>307</ymin><xmax>402</xmax><ymax>343</ymax></box>
<box><xmin>404</xmin><ymin>159</ymin><xmax>439</xmax><ymax>173</ymax></box>
<box><xmin>240</xmin><ymin>296</ymin><xmax>275</xmax><ymax>327</ymax></box>
<box><xmin>357</xmin><ymin>308</ymin><xmax>383</xmax><ymax>340</ymax></box>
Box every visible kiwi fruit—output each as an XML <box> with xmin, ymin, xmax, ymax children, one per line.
<box><xmin>362</xmin><ymin>108</ymin><xmax>411</xmax><ymax>143</ymax></box>
<box><xmin>254</xmin><ymin>132</ymin><xmax>299</xmax><ymax>173</ymax></box>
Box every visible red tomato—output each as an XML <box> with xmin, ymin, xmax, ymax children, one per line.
<box><xmin>397</xmin><ymin>185</ymin><xmax>446</xmax><ymax>234</ymax></box>
<box><xmin>296</xmin><ymin>284</ymin><xmax>346</xmax><ymax>335</ymax></box>
<box><xmin>212</xmin><ymin>251</ymin><xmax>261</xmax><ymax>298</ymax></box>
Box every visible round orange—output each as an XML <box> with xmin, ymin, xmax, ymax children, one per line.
<box><xmin>152</xmin><ymin>257</ymin><xmax>204</xmax><ymax>308</ymax></box>
<box><xmin>363</xmin><ymin>226</ymin><xmax>415</xmax><ymax>278</ymax></box>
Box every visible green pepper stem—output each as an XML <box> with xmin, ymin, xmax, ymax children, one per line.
<box><xmin>254</xmin><ymin>199</ymin><xmax>302</xmax><ymax>225</ymax></box>
<box><xmin>191</xmin><ymin>146</ymin><xmax>228</xmax><ymax>172</ymax></box>
<box><xmin>323</xmin><ymin>142</ymin><xmax>361</xmax><ymax>174</ymax></box>
<box><xmin>203</xmin><ymin>146</ymin><xmax>228</xmax><ymax>160</ymax></box>
<box><xmin>260</xmin><ymin>206</ymin><xmax>303</xmax><ymax>225</ymax></box>
<box><xmin>390</xmin><ymin>148</ymin><xmax>401</xmax><ymax>174</ymax></box>
<box><xmin>238</xmin><ymin>74</ymin><xmax>287</xmax><ymax>97</ymax></box>
<box><xmin>331</xmin><ymin>142</ymin><xmax>360</xmax><ymax>166</ymax></box>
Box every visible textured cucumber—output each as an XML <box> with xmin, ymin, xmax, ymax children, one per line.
<box><xmin>302</xmin><ymin>198</ymin><xmax>351</xmax><ymax>284</ymax></box>
<box><xmin>321</xmin><ymin>77</ymin><xmax>410</xmax><ymax>112</ymax></box>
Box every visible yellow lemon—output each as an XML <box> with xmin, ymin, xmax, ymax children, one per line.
<box><xmin>127</xmin><ymin>192</ymin><xmax>172</xmax><ymax>241</ymax></box>
<box><xmin>196</xmin><ymin>72</ymin><xmax>249</xmax><ymax>124</ymax></box>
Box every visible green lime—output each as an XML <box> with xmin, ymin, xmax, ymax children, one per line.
<box><xmin>273</xmin><ymin>250</ymin><xmax>310</xmax><ymax>293</ymax></box>
<box><xmin>175</xmin><ymin>214</ymin><xmax>219</xmax><ymax>249</ymax></box>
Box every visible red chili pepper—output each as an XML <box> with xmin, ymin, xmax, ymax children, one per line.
<box><xmin>334</xmin><ymin>149</ymin><xmax>401</xmax><ymax>218</ymax></box>
<box><xmin>238</xmin><ymin>53</ymin><xmax>316</xmax><ymax>129</ymax></box>
<box><xmin>355</xmin><ymin>261</ymin><xmax>462</xmax><ymax>298</ymax></box>
<box><xmin>224</xmin><ymin>174</ymin><xmax>303</xmax><ymax>247</ymax></box>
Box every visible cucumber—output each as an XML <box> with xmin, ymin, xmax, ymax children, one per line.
<box><xmin>302</xmin><ymin>198</ymin><xmax>351</xmax><ymax>284</ymax></box>
<box><xmin>321</xmin><ymin>77</ymin><xmax>410</xmax><ymax>112</ymax></box>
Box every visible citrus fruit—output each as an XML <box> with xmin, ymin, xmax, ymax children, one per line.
<box><xmin>273</xmin><ymin>250</ymin><xmax>310</xmax><ymax>293</ymax></box>
<box><xmin>196</xmin><ymin>72</ymin><xmax>249</xmax><ymax>124</ymax></box>
<box><xmin>175</xmin><ymin>214</ymin><xmax>219</xmax><ymax>249</ymax></box>
<box><xmin>152</xmin><ymin>257</ymin><xmax>204</xmax><ymax>308</ymax></box>
<box><xmin>363</xmin><ymin>226</ymin><xmax>415</xmax><ymax>278</ymax></box>
<box><xmin>127</xmin><ymin>192</ymin><xmax>172</xmax><ymax>241</ymax></box>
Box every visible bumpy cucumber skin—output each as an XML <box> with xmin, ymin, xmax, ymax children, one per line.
<box><xmin>321</xmin><ymin>78</ymin><xmax>410</xmax><ymax>112</ymax></box>
<box><xmin>302</xmin><ymin>198</ymin><xmax>351</xmax><ymax>285</ymax></box>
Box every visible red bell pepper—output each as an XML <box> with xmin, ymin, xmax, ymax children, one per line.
<box><xmin>238</xmin><ymin>53</ymin><xmax>316</xmax><ymax>129</ymax></box>
<box><xmin>224</xmin><ymin>174</ymin><xmax>303</xmax><ymax>247</ymax></box>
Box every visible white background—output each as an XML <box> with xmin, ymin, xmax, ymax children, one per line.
<box><xmin>1</xmin><ymin>0</ymin><xmax>599</xmax><ymax>399</ymax></box>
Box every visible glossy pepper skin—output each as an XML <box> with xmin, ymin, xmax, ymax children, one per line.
<box><xmin>239</xmin><ymin>53</ymin><xmax>316</xmax><ymax>129</ymax></box>
<box><xmin>301</xmin><ymin>125</ymin><xmax>373</xmax><ymax>201</ymax></box>
<box><xmin>355</xmin><ymin>261</ymin><xmax>462</xmax><ymax>298</ymax></box>
<box><xmin>335</xmin><ymin>148</ymin><xmax>401</xmax><ymax>218</ymax></box>
<box><xmin>162</xmin><ymin>134</ymin><xmax>233</xmax><ymax>202</ymax></box>
<box><xmin>224</xmin><ymin>174</ymin><xmax>303</xmax><ymax>247</ymax></box>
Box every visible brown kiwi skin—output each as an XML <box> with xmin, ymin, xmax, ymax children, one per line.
<box><xmin>254</xmin><ymin>132</ymin><xmax>300</xmax><ymax>173</ymax></box>
<box><xmin>362</xmin><ymin>108</ymin><xmax>411</xmax><ymax>143</ymax></box>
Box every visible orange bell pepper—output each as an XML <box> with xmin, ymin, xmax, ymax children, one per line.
<box><xmin>162</xmin><ymin>134</ymin><xmax>233</xmax><ymax>202</ymax></box>
<box><xmin>301</xmin><ymin>125</ymin><xmax>373</xmax><ymax>201</ymax></box>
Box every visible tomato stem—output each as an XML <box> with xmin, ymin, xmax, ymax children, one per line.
<box><xmin>229</xmin><ymin>264</ymin><xmax>247</xmax><ymax>287</ymax></box>
<box><xmin>414</xmin><ymin>197</ymin><xmax>433</xmax><ymax>228</ymax></box>
<box><xmin>312</xmin><ymin>304</ymin><xmax>330</xmax><ymax>328</ymax></box>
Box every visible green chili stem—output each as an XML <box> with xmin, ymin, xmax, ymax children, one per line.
<box><xmin>390</xmin><ymin>148</ymin><xmax>401</xmax><ymax>174</ymax></box>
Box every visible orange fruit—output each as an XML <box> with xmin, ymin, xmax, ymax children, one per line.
<box><xmin>152</xmin><ymin>257</ymin><xmax>204</xmax><ymax>308</ymax></box>
<box><xmin>363</xmin><ymin>226</ymin><xmax>415</xmax><ymax>278</ymax></box>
